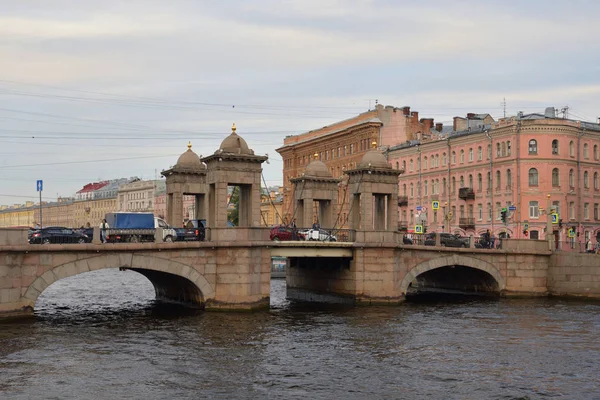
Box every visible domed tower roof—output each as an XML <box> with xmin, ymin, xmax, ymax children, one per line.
<box><xmin>305</xmin><ymin>153</ymin><xmax>332</xmax><ymax>178</ymax></box>
<box><xmin>217</xmin><ymin>123</ymin><xmax>254</xmax><ymax>155</ymax></box>
<box><xmin>175</xmin><ymin>142</ymin><xmax>204</xmax><ymax>170</ymax></box>
<box><xmin>358</xmin><ymin>142</ymin><xmax>391</xmax><ymax>169</ymax></box>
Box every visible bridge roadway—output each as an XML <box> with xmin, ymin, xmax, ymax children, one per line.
<box><xmin>4</xmin><ymin>230</ymin><xmax>580</xmax><ymax>319</ymax></box>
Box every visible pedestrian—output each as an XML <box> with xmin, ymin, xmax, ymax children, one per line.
<box><xmin>483</xmin><ymin>229</ymin><xmax>491</xmax><ymax>248</ymax></box>
<box><xmin>291</xmin><ymin>218</ymin><xmax>298</xmax><ymax>240</ymax></box>
<box><xmin>586</xmin><ymin>239</ymin><xmax>594</xmax><ymax>253</ymax></box>
<box><xmin>490</xmin><ymin>233</ymin><xmax>496</xmax><ymax>249</ymax></box>
<box><xmin>312</xmin><ymin>220</ymin><xmax>320</xmax><ymax>230</ymax></box>
<box><xmin>100</xmin><ymin>219</ymin><xmax>109</xmax><ymax>243</ymax></box>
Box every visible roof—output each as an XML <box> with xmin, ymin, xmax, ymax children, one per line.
<box><xmin>76</xmin><ymin>181</ymin><xmax>109</xmax><ymax>194</ymax></box>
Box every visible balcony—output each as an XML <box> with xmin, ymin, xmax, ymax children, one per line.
<box><xmin>458</xmin><ymin>187</ymin><xmax>475</xmax><ymax>200</ymax></box>
<box><xmin>398</xmin><ymin>195</ymin><xmax>408</xmax><ymax>206</ymax></box>
<box><xmin>459</xmin><ymin>217</ymin><xmax>475</xmax><ymax>230</ymax></box>
<box><xmin>398</xmin><ymin>221</ymin><xmax>408</xmax><ymax>231</ymax></box>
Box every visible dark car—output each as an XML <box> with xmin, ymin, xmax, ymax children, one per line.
<box><xmin>176</xmin><ymin>219</ymin><xmax>206</xmax><ymax>241</ymax></box>
<box><xmin>403</xmin><ymin>236</ymin><xmax>413</xmax><ymax>245</ymax></box>
<box><xmin>29</xmin><ymin>227</ymin><xmax>90</xmax><ymax>244</ymax></box>
<box><xmin>424</xmin><ymin>232</ymin><xmax>469</xmax><ymax>248</ymax></box>
<box><xmin>269</xmin><ymin>225</ymin><xmax>305</xmax><ymax>241</ymax></box>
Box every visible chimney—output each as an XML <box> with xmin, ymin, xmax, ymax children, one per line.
<box><xmin>467</xmin><ymin>113</ymin><xmax>475</xmax><ymax>119</ymax></box>
<box><xmin>402</xmin><ymin>106</ymin><xmax>410</xmax><ymax>116</ymax></box>
<box><xmin>453</xmin><ymin>116</ymin><xmax>460</xmax><ymax>131</ymax></box>
<box><xmin>420</xmin><ymin>118</ymin><xmax>434</xmax><ymax>131</ymax></box>
<box><xmin>435</xmin><ymin>123</ymin><xmax>443</xmax><ymax>132</ymax></box>
<box><xmin>411</xmin><ymin>111</ymin><xmax>419</xmax><ymax>120</ymax></box>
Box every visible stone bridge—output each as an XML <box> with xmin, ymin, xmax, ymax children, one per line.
<box><xmin>3</xmin><ymin>231</ymin><xmax>599</xmax><ymax>319</ymax></box>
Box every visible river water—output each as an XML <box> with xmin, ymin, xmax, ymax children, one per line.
<box><xmin>1</xmin><ymin>269</ymin><xmax>599</xmax><ymax>400</ymax></box>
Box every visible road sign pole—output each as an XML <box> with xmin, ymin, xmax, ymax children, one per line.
<box><xmin>39</xmin><ymin>190</ymin><xmax>43</xmax><ymax>228</ymax></box>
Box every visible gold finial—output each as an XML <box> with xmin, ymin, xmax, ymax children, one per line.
<box><xmin>371</xmin><ymin>141</ymin><xmax>377</xmax><ymax>149</ymax></box>
<box><xmin>232</xmin><ymin>123</ymin><xmax>237</xmax><ymax>133</ymax></box>
<box><xmin>187</xmin><ymin>141</ymin><xmax>192</xmax><ymax>150</ymax></box>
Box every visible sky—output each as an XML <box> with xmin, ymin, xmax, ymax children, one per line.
<box><xmin>1</xmin><ymin>0</ymin><xmax>599</xmax><ymax>205</ymax></box>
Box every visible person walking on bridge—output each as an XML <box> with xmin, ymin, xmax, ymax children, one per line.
<box><xmin>100</xmin><ymin>219</ymin><xmax>109</xmax><ymax>243</ymax></box>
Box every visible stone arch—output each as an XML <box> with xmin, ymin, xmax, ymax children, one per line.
<box><xmin>23</xmin><ymin>253</ymin><xmax>214</xmax><ymax>309</ymax></box>
<box><xmin>399</xmin><ymin>253</ymin><xmax>505</xmax><ymax>296</ymax></box>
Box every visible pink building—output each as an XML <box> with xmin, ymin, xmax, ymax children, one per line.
<box><xmin>387</xmin><ymin>109</ymin><xmax>600</xmax><ymax>248</ymax></box>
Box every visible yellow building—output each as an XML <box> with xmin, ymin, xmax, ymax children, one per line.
<box><xmin>260</xmin><ymin>187</ymin><xmax>284</xmax><ymax>226</ymax></box>
<box><xmin>33</xmin><ymin>198</ymin><xmax>75</xmax><ymax>228</ymax></box>
<box><xmin>0</xmin><ymin>202</ymin><xmax>36</xmax><ymax>227</ymax></box>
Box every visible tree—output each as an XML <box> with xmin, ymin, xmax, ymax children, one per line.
<box><xmin>227</xmin><ymin>186</ymin><xmax>239</xmax><ymax>226</ymax></box>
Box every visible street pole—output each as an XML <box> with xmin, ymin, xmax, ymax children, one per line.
<box><xmin>546</xmin><ymin>194</ymin><xmax>553</xmax><ymax>251</ymax></box>
<box><xmin>39</xmin><ymin>190</ymin><xmax>43</xmax><ymax>228</ymax></box>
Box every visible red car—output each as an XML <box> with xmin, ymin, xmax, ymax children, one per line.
<box><xmin>269</xmin><ymin>225</ymin><xmax>305</xmax><ymax>241</ymax></box>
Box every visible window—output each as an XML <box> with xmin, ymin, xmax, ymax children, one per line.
<box><xmin>583</xmin><ymin>143</ymin><xmax>589</xmax><ymax>159</ymax></box>
<box><xmin>496</xmin><ymin>170</ymin><xmax>501</xmax><ymax>190</ymax></box>
<box><xmin>460</xmin><ymin>149</ymin><xmax>464</xmax><ymax>163</ymax></box>
<box><xmin>501</xmin><ymin>142</ymin><xmax>506</xmax><ymax>157</ymax></box>
<box><xmin>594</xmin><ymin>203</ymin><xmax>599</xmax><ymax>220</ymax></box>
<box><xmin>442</xmin><ymin>178</ymin><xmax>447</xmax><ymax>195</ymax></box>
<box><xmin>452</xmin><ymin>151</ymin><xmax>456</xmax><ymax>164</ymax></box>
<box><xmin>529</xmin><ymin>201</ymin><xmax>539</xmax><ymax>218</ymax></box>
<box><xmin>424</xmin><ymin>180</ymin><xmax>428</xmax><ymax>196</ymax></box>
<box><xmin>452</xmin><ymin>177</ymin><xmax>456</xmax><ymax>193</ymax></box>
<box><xmin>552</xmin><ymin>201</ymin><xmax>560</xmax><ymax>216</ymax></box>
<box><xmin>584</xmin><ymin>171</ymin><xmax>589</xmax><ymax>188</ymax></box>
<box><xmin>478</xmin><ymin>204</ymin><xmax>483</xmax><ymax>220</ymax></box>
<box><xmin>506</xmin><ymin>169</ymin><xmax>512</xmax><ymax>188</ymax></box>
<box><xmin>595</xmin><ymin>172</ymin><xmax>599</xmax><ymax>190</ymax></box>
<box><xmin>552</xmin><ymin>139</ymin><xmax>559</xmax><ymax>155</ymax></box>
<box><xmin>395</xmin><ymin>162</ymin><xmax>399</xmax><ymax>169</ymax></box>
<box><xmin>569</xmin><ymin>201</ymin><xmax>575</xmax><ymax>219</ymax></box>
<box><xmin>403</xmin><ymin>184</ymin><xmax>407</xmax><ymax>196</ymax></box>
<box><xmin>435</xmin><ymin>154</ymin><xmax>439</xmax><ymax>167</ymax></box>
<box><xmin>569</xmin><ymin>141</ymin><xmax>574</xmax><ymax>157</ymax></box>
<box><xmin>530</xmin><ymin>230</ymin><xmax>539</xmax><ymax>240</ymax></box>
<box><xmin>594</xmin><ymin>144</ymin><xmax>599</xmax><ymax>160</ymax></box>
<box><xmin>468</xmin><ymin>174</ymin><xmax>473</xmax><ymax>189</ymax></box>
<box><xmin>460</xmin><ymin>205</ymin><xmax>465</xmax><ymax>218</ymax></box>
<box><xmin>442</xmin><ymin>152</ymin><xmax>447</xmax><ymax>165</ymax></box>
<box><xmin>528</xmin><ymin>139</ymin><xmax>537</xmax><ymax>154</ymax></box>
<box><xmin>569</xmin><ymin>169</ymin><xmax>575</xmax><ymax>188</ymax></box>
<box><xmin>478</xmin><ymin>173</ymin><xmax>483</xmax><ymax>191</ymax></box>
<box><xmin>496</xmin><ymin>143</ymin><xmax>501</xmax><ymax>157</ymax></box>
<box><xmin>496</xmin><ymin>202</ymin><xmax>502</xmax><ymax>219</ymax></box>
<box><xmin>584</xmin><ymin>203</ymin><xmax>590</xmax><ymax>219</ymax></box>
<box><xmin>432</xmin><ymin>180</ymin><xmax>436</xmax><ymax>194</ymax></box>
<box><xmin>469</xmin><ymin>148</ymin><xmax>474</xmax><ymax>162</ymax></box>
<box><xmin>409</xmin><ymin>159</ymin><xmax>413</xmax><ymax>172</ymax></box>
<box><xmin>430</xmin><ymin>156</ymin><xmax>435</xmax><ymax>168</ymax></box>
<box><xmin>552</xmin><ymin>168</ymin><xmax>560</xmax><ymax>187</ymax></box>
<box><xmin>487</xmin><ymin>144</ymin><xmax>492</xmax><ymax>159</ymax></box>
<box><xmin>507</xmin><ymin>141</ymin><xmax>511</xmax><ymax>156</ymax></box>
<box><xmin>410</xmin><ymin>183</ymin><xmax>414</xmax><ymax>197</ymax></box>
<box><xmin>460</xmin><ymin>176</ymin><xmax>464</xmax><ymax>187</ymax></box>
<box><xmin>487</xmin><ymin>171</ymin><xmax>492</xmax><ymax>190</ymax></box>
<box><xmin>529</xmin><ymin>168</ymin><xmax>538</xmax><ymax>186</ymax></box>
<box><xmin>423</xmin><ymin>156</ymin><xmax>428</xmax><ymax>170</ymax></box>
<box><xmin>488</xmin><ymin>202</ymin><xmax>492</xmax><ymax>221</ymax></box>
<box><xmin>478</xmin><ymin>146</ymin><xmax>482</xmax><ymax>161</ymax></box>
<box><xmin>402</xmin><ymin>160</ymin><xmax>406</xmax><ymax>171</ymax></box>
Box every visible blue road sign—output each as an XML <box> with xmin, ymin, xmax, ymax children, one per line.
<box><xmin>416</xmin><ymin>205</ymin><xmax>422</xmax><ymax>211</ymax></box>
<box><xmin>509</xmin><ymin>205</ymin><xmax>516</xmax><ymax>211</ymax></box>
<box><xmin>36</xmin><ymin>180</ymin><xmax>43</xmax><ymax>192</ymax></box>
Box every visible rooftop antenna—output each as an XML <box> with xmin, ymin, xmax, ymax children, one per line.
<box><xmin>367</xmin><ymin>99</ymin><xmax>379</xmax><ymax>110</ymax></box>
<box><xmin>501</xmin><ymin>98</ymin><xmax>507</xmax><ymax>118</ymax></box>
<box><xmin>559</xmin><ymin>106</ymin><xmax>569</xmax><ymax>119</ymax></box>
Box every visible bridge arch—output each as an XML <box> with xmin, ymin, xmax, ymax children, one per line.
<box><xmin>400</xmin><ymin>254</ymin><xmax>506</xmax><ymax>296</ymax></box>
<box><xmin>24</xmin><ymin>253</ymin><xmax>215</xmax><ymax>310</ymax></box>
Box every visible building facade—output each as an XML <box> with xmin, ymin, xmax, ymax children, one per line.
<box><xmin>276</xmin><ymin>104</ymin><xmax>441</xmax><ymax>226</ymax></box>
<box><xmin>0</xmin><ymin>202</ymin><xmax>36</xmax><ymax>227</ymax></box>
<box><xmin>387</xmin><ymin>110</ymin><xmax>600</xmax><ymax>245</ymax></box>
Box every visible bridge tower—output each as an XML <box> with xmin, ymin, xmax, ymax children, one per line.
<box><xmin>345</xmin><ymin>142</ymin><xmax>402</xmax><ymax>242</ymax></box>
<box><xmin>201</xmin><ymin>123</ymin><xmax>268</xmax><ymax>241</ymax></box>
<box><xmin>161</xmin><ymin>142</ymin><xmax>207</xmax><ymax>227</ymax></box>
<box><xmin>290</xmin><ymin>154</ymin><xmax>341</xmax><ymax>229</ymax></box>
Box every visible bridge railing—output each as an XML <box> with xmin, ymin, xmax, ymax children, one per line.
<box><xmin>555</xmin><ymin>241</ymin><xmax>596</xmax><ymax>253</ymax></box>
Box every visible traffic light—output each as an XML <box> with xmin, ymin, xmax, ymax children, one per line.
<box><xmin>501</xmin><ymin>208</ymin><xmax>508</xmax><ymax>223</ymax></box>
<box><xmin>559</xmin><ymin>219</ymin><xmax>563</xmax><ymax>228</ymax></box>
<box><xmin>423</xmin><ymin>226</ymin><xmax>427</xmax><ymax>234</ymax></box>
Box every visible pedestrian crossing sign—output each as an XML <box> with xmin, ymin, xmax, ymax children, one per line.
<box><xmin>432</xmin><ymin>201</ymin><xmax>440</xmax><ymax>210</ymax></box>
<box><xmin>415</xmin><ymin>225</ymin><xmax>423</xmax><ymax>234</ymax></box>
<box><xmin>551</xmin><ymin>213</ymin><xmax>559</xmax><ymax>224</ymax></box>
<box><xmin>568</xmin><ymin>228</ymin><xmax>576</xmax><ymax>238</ymax></box>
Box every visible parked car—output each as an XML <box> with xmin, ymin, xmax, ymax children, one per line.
<box><xmin>403</xmin><ymin>236</ymin><xmax>413</xmax><ymax>245</ymax></box>
<box><xmin>424</xmin><ymin>232</ymin><xmax>469</xmax><ymax>248</ymax></box>
<box><xmin>304</xmin><ymin>228</ymin><xmax>337</xmax><ymax>242</ymax></box>
<box><xmin>176</xmin><ymin>219</ymin><xmax>206</xmax><ymax>241</ymax></box>
<box><xmin>269</xmin><ymin>225</ymin><xmax>305</xmax><ymax>241</ymax></box>
<box><xmin>29</xmin><ymin>227</ymin><xmax>91</xmax><ymax>244</ymax></box>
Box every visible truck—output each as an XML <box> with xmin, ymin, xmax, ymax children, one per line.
<box><xmin>104</xmin><ymin>212</ymin><xmax>176</xmax><ymax>243</ymax></box>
